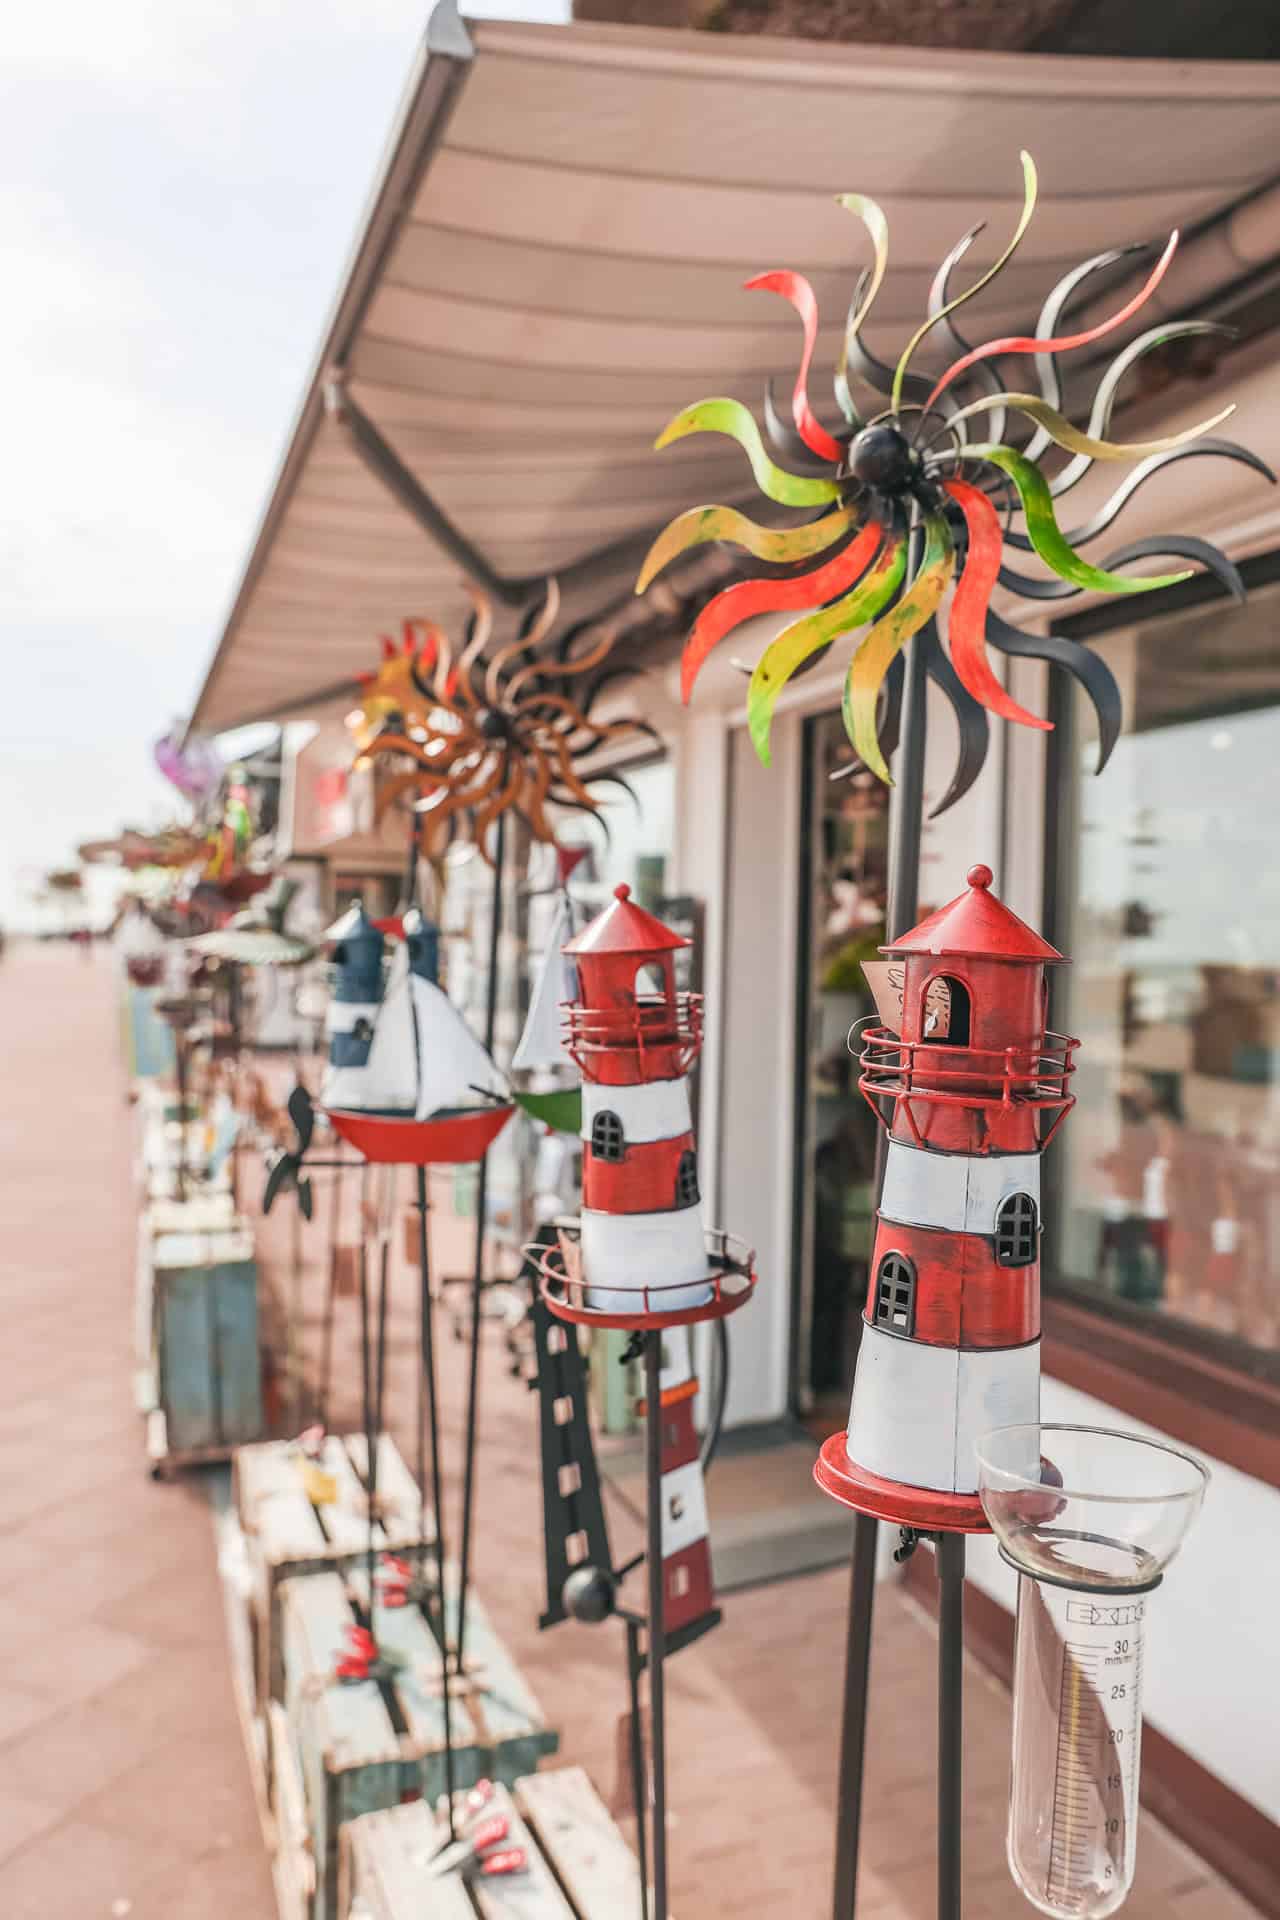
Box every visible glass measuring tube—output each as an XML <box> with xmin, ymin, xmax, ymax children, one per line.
<box><xmin>976</xmin><ymin>1424</ymin><xmax>1208</xmax><ymax>1920</ymax></box>
<box><xmin>1008</xmin><ymin>1572</ymin><xmax>1145</xmax><ymax>1917</ymax></box>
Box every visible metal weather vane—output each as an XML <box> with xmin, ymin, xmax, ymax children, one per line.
<box><xmin>638</xmin><ymin>151</ymin><xmax>1272</xmax><ymax>810</ymax></box>
<box><xmin>349</xmin><ymin>584</ymin><xmax>659</xmax><ymax>855</ymax></box>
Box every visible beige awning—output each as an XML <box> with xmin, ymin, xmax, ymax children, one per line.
<box><xmin>189</xmin><ymin>8</ymin><xmax>1280</xmax><ymax>732</ymax></box>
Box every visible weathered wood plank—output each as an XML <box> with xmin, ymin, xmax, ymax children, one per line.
<box><xmin>341</xmin><ymin>1801</ymin><xmax>473</xmax><ymax>1920</ymax></box>
<box><xmin>341</xmin><ymin>1784</ymin><xmax>578</xmax><ymax>1920</ymax></box>
<box><xmin>442</xmin><ymin>1572</ymin><xmax>558</xmax><ymax>1782</ymax></box>
<box><xmin>344</xmin><ymin>1566</ymin><xmax>482</xmax><ymax>1784</ymax></box>
<box><xmin>516</xmin><ymin>1767</ymin><xmax>642</xmax><ymax>1920</ymax></box>
<box><xmin>268</xmin><ymin>1700</ymin><xmax>316</xmax><ymax>1920</ymax></box>
<box><xmin>343</xmin><ymin>1432</ymin><xmax>434</xmax><ymax>1546</ymax></box>
<box><xmin>282</xmin><ymin>1572</ymin><xmax>403</xmax><ymax>1920</ymax></box>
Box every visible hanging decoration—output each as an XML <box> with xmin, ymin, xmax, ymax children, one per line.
<box><xmin>637</xmin><ymin>152</ymin><xmax>1272</xmax><ymax>810</ymax></box>
<box><xmin>346</xmin><ymin>584</ymin><xmax>660</xmax><ymax>857</ymax></box>
<box><xmin>153</xmin><ymin>723</ymin><xmax>223</xmax><ymax>803</ymax></box>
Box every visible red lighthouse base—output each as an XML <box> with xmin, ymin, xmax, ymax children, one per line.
<box><xmin>814</xmin><ymin>1433</ymin><xmax>991</xmax><ymax>1534</ymax></box>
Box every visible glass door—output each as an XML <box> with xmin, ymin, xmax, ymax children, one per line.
<box><xmin>792</xmin><ymin>713</ymin><xmax>890</xmax><ymax>1426</ymax></box>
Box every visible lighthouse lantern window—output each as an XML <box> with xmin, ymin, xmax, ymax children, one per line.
<box><xmin>995</xmin><ymin>1192</ymin><xmax>1039</xmax><ymax>1267</ymax></box>
<box><xmin>873</xmin><ymin>1252</ymin><xmax>916</xmax><ymax>1337</ymax></box>
<box><xmin>923</xmin><ymin>975</ymin><xmax>970</xmax><ymax>1045</ymax></box>
<box><xmin>590</xmin><ymin>1110</ymin><xmax>626</xmax><ymax>1163</ymax></box>
<box><xmin>675</xmin><ymin>1150</ymin><xmax>700</xmax><ymax>1209</ymax></box>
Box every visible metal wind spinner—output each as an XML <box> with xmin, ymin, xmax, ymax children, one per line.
<box><xmin>638</xmin><ymin>152</ymin><xmax>1273</xmax><ymax>812</ymax></box>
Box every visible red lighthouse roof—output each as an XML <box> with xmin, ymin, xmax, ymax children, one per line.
<box><xmin>884</xmin><ymin>865</ymin><xmax>1064</xmax><ymax>965</ymax></box>
<box><xmin>565</xmin><ymin>884</ymin><xmax>689</xmax><ymax>958</ymax></box>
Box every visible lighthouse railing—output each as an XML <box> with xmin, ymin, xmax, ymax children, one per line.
<box><xmin>563</xmin><ymin>991</ymin><xmax>704</xmax><ymax>1076</ymax></box>
<box><xmin>857</xmin><ymin>1026</ymin><xmax>1078</xmax><ymax>1146</ymax></box>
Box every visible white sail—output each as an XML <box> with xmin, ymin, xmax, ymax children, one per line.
<box><xmin>411</xmin><ymin>977</ymin><xmax>508</xmax><ymax>1119</ymax></box>
<box><xmin>358</xmin><ymin>943</ymin><xmax>419</xmax><ymax>1111</ymax></box>
<box><xmin>512</xmin><ymin>892</ymin><xmax>579</xmax><ymax>1072</ymax></box>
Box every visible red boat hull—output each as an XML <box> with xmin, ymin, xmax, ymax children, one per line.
<box><xmin>325</xmin><ymin>1105</ymin><xmax>514</xmax><ymax>1166</ymax></box>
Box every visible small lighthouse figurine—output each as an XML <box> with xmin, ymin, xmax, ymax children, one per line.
<box><xmin>817</xmin><ymin>865</ymin><xmax>1077</xmax><ymax>1530</ymax></box>
<box><xmin>563</xmin><ymin>884</ymin><xmax>712</xmax><ymax>1316</ymax></box>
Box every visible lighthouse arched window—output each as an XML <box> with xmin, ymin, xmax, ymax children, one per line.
<box><xmin>873</xmin><ymin>1251</ymin><xmax>916</xmax><ymax>1337</ymax></box>
<box><xmin>674</xmin><ymin>1150</ymin><xmax>700</xmax><ymax>1210</ymax></box>
<box><xmin>922</xmin><ymin>975</ymin><xmax>971</xmax><ymax>1046</ymax></box>
<box><xmin>995</xmin><ymin>1192</ymin><xmax>1039</xmax><ymax>1267</ymax></box>
<box><xmin>590</xmin><ymin>1110</ymin><xmax>626</xmax><ymax>1163</ymax></box>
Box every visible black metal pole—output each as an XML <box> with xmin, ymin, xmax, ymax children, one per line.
<box><xmin>318</xmin><ymin>1159</ymin><xmax>343</xmax><ymax>1431</ymax></box>
<box><xmin>455</xmin><ymin>807</ymin><xmax>506</xmax><ymax>1678</ymax></box>
<box><xmin>831</xmin><ymin>522</ymin><xmax>931</xmax><ymax>1920</ymax></box>
<box><xmin>830</xmin><ymin>1511</ymin><xmax>879</xmax><ymax>1919</ymax></box>
<box><xmin>415</xmin><ymin>1161</ymin><xmax>456</xmax><ymax>1840</ymax></box>
<box><xmin>936</xmin><ymin>1533</ymin><xmax>966</xmax><ymax>1920</ymax></box>
<box><xmin>644</xmin><ymin>1331</ymin><xmax>669</xmax><ymax>1920</ymax></box>
<box><xmin>625</xmin><ymin>1617</ymin><xmax>651</xmax><ymax>1920</ymax></box>
<box><xmin>356</xmin><ymin>1168</ymin><xmax>375</xmax><ymax>1610</ymax></box>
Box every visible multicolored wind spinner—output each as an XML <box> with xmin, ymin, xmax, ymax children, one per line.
<box><xmin>638</xmin><ymin>152</ymin><xmax>1272</xmax><ymax>810</ymax></box>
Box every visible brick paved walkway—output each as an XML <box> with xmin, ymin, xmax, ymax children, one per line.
<box><xmin>0</xmin><ymin>941</ymin><xmax>1261</xmax><ymax>1919</ymax></box>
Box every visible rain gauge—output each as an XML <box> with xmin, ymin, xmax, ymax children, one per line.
<box><xmin>977</xmin><ymin>1424</ymin><xmax>1208</xmax><ymax>1917</ymax></box>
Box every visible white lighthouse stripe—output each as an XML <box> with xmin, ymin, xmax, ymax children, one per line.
<box><xmin>579</xmin><ymin>1206</ymin><xmax>710</xmax><ymax>1314</ymax></box>
<box><xmin>879</xmin><ymin>1140</ymin><xmax>1040</xmax><ymax>1236</ymax></box>
<box><xmin>581</xmin><ymin>1077</ymin><xmax>692</xmax><ymax>1145</ymax></box>
<box><xmin>953</xmin><ymin>1344</ymin><xmax>1040</xmax><ymax>1492</ymax></box>
<box><xmin>845</xmin><ymin>1325</ymin><xmax>1039</xmax><ymax>1493</ymax></box>
<box><xmin>660</xmin><ymin>1458</ymin><xmax>710</xmax><ymax>1559</ymax></box>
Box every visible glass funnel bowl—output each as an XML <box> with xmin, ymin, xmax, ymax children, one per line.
<box><xmin>975</xmin><ymin>1424</ymin><xmax>1209</xmax><ymax>1591</ymax></box>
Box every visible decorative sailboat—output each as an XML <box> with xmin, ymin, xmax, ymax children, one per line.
<box><xmin>321</xmin><ymin>903</ymin><xmax>514</xmax><ymax>1166</ymax></box>
<box><xmin>509</xmin><ymin>889</ymin><xmax>585</xmax><ymax>1137</ymax></box>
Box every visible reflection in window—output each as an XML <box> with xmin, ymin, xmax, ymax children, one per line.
<box><xmin>1055</xmin><ymin>583</ymin><xmax>1280</xmax><ymax>1356</ymax></box>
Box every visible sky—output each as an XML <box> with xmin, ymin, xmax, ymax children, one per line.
<box><xmin>0</xmin><ymin>0</ymin><xmax>565</xmax><ymax>926</ymax></box>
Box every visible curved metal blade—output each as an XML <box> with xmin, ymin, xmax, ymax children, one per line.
<box><xmin>263</xmin><ymin>1151</ymin><xmax>297</xmax><ymax>1216</ymax></box>
<box><xmin>920</xmin><ymin>622</ymin><xmax>990</xmax><ymax>816</ymax></box>
<box><xmin>927</xmin><ymin>222</ymin><xmax>1008</xmax><ymax>445</ymax></box>
<box><xmin>985</xmin><ymin>608</ymin><xmax>1123</xmax><ymax>771</ymax></box>
<box><xmin>763</xmin><ymin>378</ymin><xmax>840</xmax><ymax>473</ymax></box>
<box><xmin>1005</xmin><ymin>439</ymin><xmax>1275</xmax><ymax>552</ymax></box>
<box><xmin>287</xmin><ymin>1082</ymin><xmax>315</xmax><ymax>1152</ymax></box>
<box><xmin>1000</xmin><ymin>531</ymin><xmax>1246</xmax><ymax>604</ymax></box>
<box><xmin>298</xmin><ymin>1177</ymin><xmax>315</xmax><ymax>1224</ymax></box>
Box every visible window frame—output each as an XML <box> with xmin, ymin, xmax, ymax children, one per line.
<box><xmin>873</xmin><ymin>1250</ymin><xmax>917</xmax><ymax>1339</ymax></box>
<box><xmin>1038</xmin><ymin>548</ymin><xmax>1280</xmax><ymax>1486</ymax></box>
<box><xmin>589</xmin><ymin>1109</ymin><xmax>626</xmax><ymax>1164</ymax></box>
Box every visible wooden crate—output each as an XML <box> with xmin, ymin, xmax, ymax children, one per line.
<box><xmin>280</xmin><ymin>1572</ymin><xmax>558</xmax><ymax>1920</ymax></box>
<box><xmin>339</xmin><ymin>1768</ymin><xmax>641</xmax><ymax>1919</ymax></box>
<box><xmin>136</xmin><ymin>1208</ymin><xmax>263</xmax><ymax>1471</ymax></box>
<box><xmin>235</xmin><ymin>1431</ymin><xmax>431</xmax><ymax>1706</ymax></box>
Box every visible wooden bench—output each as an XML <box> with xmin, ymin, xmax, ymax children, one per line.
<box><xmin>280</xmin><ymin>1572</ymin><xmax>558</xmax><ymax>1920</ymax></box>
<box><xmin>235</xmin><ymin>1431</ymin><xmax>431</xmax><ymax>1706</ymax></box>
<box><xmin>339</xmin><ymin>1768</ymin><xmax>641</xmax><ymax>1920</ymax></box>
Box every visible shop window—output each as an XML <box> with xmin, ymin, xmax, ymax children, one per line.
<box><xmin>873</xmin><ymin>1251</ymin><xmax>916</xmax><ymax>1337</ymax></box>
<box><xmin>675</xmin><ymin>1150</ymin><xmax>700</xmax><ymax>1209</ymax></box>
<box><xmin>590</xmin><ymin>1110</ymin><xmax>625</xmax><ymax>1162</ymax></box>
<box><xmin>996</xmin><ymin>1193</ymin><xmax>1039</xmax><ymax>1267</ymax></box>
<box><xmin>1049</xmin><ymin>562</ymin><xmax>1280</xmax><ymax>1419</ymax></box>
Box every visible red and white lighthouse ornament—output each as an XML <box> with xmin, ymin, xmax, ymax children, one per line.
<box><xmin>534</xmin><ymin>883</ymin><xmax>755</xmax><ymax>1326</ymax></box>
<box><xmin>646</xmin><ymin>1329</ymin><xmax>717</xmax><ymax>1637</ymax></box>
<box><xmin>816</xmin><ymin>865</ymin><xmax>1077</xmax><ymax>1532</ymax></box>
<box><xmin>566</xmin><ymin>884</ymin><xmax>711</xmax><ymax>1317</ymax></box>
